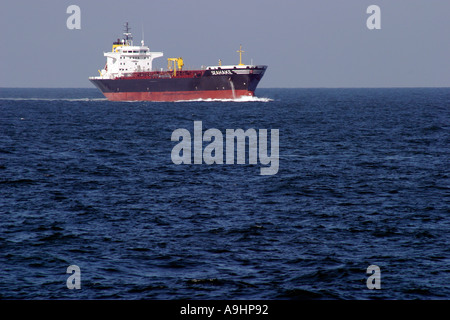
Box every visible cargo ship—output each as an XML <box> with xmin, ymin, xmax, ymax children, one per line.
<box><xmin>89</xmin><ymin>23</ymin><xmax>267</xmax><ymax>101</ymax></box>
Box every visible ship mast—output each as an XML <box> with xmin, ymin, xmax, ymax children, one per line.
<box><xmin>237</xmin><ymin>45</ymin><xmax>245</xmax><ymax>66</ymax></box>
<box><xmin>123</xmin><ymin>22</ymin><xmax>133</xmax><ymax>46</ymax></box>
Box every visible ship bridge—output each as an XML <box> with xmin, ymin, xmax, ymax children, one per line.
<box><xmin>90</xmin><ymin>23</ymin><xmax>163</xmax><ymax>79</ymax></box>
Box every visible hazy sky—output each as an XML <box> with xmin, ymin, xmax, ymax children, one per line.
<box><xmin>1</xmin><ymin>0</ymin><xmax>449</xmax><ymax>88</ymax></box>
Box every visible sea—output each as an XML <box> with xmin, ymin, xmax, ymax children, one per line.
<box><xmin>0</xmin><ymin>87</ymin><xmax>448</xmax><ymax>300</ymax></box>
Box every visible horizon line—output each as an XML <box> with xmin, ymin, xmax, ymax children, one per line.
<box><xmin>1</xmin><ymin>86</ymin><xmax>450</xmax><ymax>90</ymax></box>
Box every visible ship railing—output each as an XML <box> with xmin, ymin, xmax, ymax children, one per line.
<box><xmin>115</xmin><ymin>70</ymin><xmax>205</xmax><ymax>80</ymax></box>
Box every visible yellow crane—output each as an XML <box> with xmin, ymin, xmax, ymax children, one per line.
<box><xmin>167</xmin><ymin>57</ymin><xmax>184</xmax><ymax>76</ymax></box>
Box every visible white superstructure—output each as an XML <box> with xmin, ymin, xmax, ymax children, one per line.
<box><xmin>91</xmin><ymin>23</ymin><xmax>163</xmax><ymax>79</ymax></box>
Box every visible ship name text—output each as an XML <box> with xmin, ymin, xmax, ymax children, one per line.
<box><xmin>211</xmin><ymin>70</ymin><xmax>233</xmax><ymax>75</ymax></box>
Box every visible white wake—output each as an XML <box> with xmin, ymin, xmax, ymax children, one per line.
<box><xmin>174</xmin><ymin>96</ymin><xmax>273</xmax><ymax>103</ymax></box>
<box><xmin>0</xmin><ymin>98</ymin><xmax>107</xmax><ymax>102</ymax></box>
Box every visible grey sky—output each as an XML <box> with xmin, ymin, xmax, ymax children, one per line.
<box><xmin>1</xmin><ymin>0</ymin><xmax>449</xmax><ymax>88</ymax></box>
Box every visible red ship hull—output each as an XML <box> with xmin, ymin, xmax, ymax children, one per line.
<box><xmin>103</xmin><ymin>90</ymin><xmax>254</xmax><ymax>102</ymax></box>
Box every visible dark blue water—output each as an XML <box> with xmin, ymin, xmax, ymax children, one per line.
<box><xmin>0</xmin><ymin>87</ymin><xmax>449</xmax><ymax>299</ymax></box>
